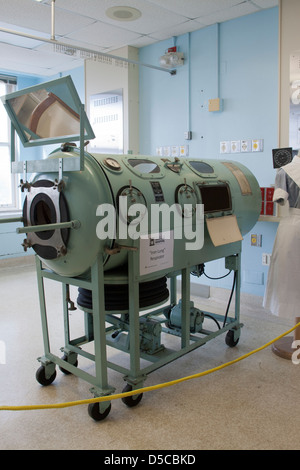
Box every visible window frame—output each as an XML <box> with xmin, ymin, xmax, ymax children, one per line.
<box><xmin>0</xmin><ymin>75</ymin><xmax>20</xmax><ymax>214</ymax></box>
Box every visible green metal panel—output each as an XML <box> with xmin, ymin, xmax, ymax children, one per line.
<box><xmin>23</xmin><ymin>150</ymin><xmax>260</xmax><ymax>281</ymax></box>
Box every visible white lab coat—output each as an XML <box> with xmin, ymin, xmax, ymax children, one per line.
<box><xmin>263</xmin><ymin>156</ymin><xmax>300</xmax><ymax>318</ymax></box>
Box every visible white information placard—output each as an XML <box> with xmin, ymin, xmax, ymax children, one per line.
<box><xmin>139</xmin><ymin>231</ymin><xmax>174</xmax><ymax>275</ymax></box>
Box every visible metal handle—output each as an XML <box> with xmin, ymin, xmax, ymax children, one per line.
<box><xmin>16</xmin><ymin>219</ymin><xmax>81</xmax><ymax>234</ymax></box>
<box><xmin>0</xmin><ymin>217</ymin><xmax>24</xmax><ymax>224</ymax></box>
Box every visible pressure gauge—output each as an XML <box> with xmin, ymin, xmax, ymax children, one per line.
<box><xmin>103</xmin><ymin>158</ymin><xmax>121</xmax><ymax>171</ymax></box>
<box><xmin>272</xmin><ymin>148</ymin><xmax>293</xmax><ymax>169</ymax></box>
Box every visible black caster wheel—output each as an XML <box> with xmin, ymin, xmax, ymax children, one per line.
<box><xmin>36</xmin><ymin>365</ymin><xmax>56</xmax><ymax>386</ymax></box>
<box><xmin>59</xmin><ymin>354</ymin><xmax>78</xmax><ymax>375</ymax></box>
<box><xmin>225</xmin><ymin>329</ymin><xmax>240</xmax><ymax>347</ymax></box>
<box><xmin>121</xmin><ymin>384</ymin><xmax>143</xmax><ymax>408</ymax></box>
<box><xmin>88</xmin><ymin>402</ymin><xmax>111</xmax><ymax>421</ymax></box>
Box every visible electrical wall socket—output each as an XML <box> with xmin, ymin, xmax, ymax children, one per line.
<box><xmin>262</xmin><ymin>253</ymin><xmax>271</xmax><ymax>266</ymax></box>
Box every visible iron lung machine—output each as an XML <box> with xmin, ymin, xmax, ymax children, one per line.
<box><xmin>1</xmin><ymin>77</ymin><xmax>261</xmax><ymax>421</ymax></box>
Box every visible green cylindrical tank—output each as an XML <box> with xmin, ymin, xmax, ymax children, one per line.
<box><xmin>22</xmin><ymin>148</ymin><xmax>261</xmax><ymax>279</ymax></box>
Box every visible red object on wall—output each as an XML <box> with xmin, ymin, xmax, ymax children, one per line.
<box><xmin>266</xmin><ymin>187</ymin><xmax>274</xmax><ymax>201</ymax></box>
<box><xmin>260</xmin><ymin>187</ymin><xmax>275</xmax><ymax>215</ymax></box>
<box><xmin>265</xmin><ymin>202</ymin><xmax>275</xmax><ymax>215</ymax></box>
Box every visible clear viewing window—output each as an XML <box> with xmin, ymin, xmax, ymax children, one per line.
<box><xmin>128</xmin><ymin>158</ymin><xmax>160</xmax><ymax>174</ymax></box>
<box><xmin>199</xmin><ymin>183</ymin><xmax>232</xmax><ymax>213</ymax></box>
<box><xmin>189</xmin><ymin>161</ymin><xmax>214</xmax><ymax>174</ymax></box>
<box><xmin>0</xmin><ymin>77</ymin><xmax>19</xmax><ymax>212</ymax></box>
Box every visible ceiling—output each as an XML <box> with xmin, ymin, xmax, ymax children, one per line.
<box><xmin>0</xmin><ymin>0</ymin><xmax>278</xmax><ymax>77</ymax></box>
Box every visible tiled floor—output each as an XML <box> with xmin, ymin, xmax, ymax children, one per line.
<box><xmin>0</xmin><ymin>259</ymin><xmax>298</xmax><ymax>450</ymax></box>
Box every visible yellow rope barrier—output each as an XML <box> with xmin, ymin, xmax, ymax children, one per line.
<box><xmin>1</xmin><ymin>322</ymin><xmax>299</xmax><ymax>412</ymax></box>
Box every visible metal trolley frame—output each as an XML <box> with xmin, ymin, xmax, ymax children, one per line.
<box><xmin>34</xmin><ymin>244</ymin><xmax>242</xmax><ymax>421</ymax></box>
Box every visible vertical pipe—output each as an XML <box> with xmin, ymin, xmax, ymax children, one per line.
<box><xmin>216</xmin><ymin>23</ymin><xmax>220</xmax><ymax>98</ymax></box>
<box><xmin>187</xmin><ymin>32</ymin><xmax>192</xmax><ymax>133</ymax></box>
<box><xmin>278</xmin><ymin>0</ymin><xmax>282</xmax><ymax>147</ymax></box>
<box><xmin>51</xmin><ymin>0</ymin><xmax>56</xmax><ymax>41</ymax></box>
<box><xmin>181</xmin><ymin>267</ymin><xmax>191</xmax><ymax>349</ymax></box>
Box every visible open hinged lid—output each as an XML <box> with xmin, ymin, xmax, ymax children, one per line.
<box><xmin>206</xmin><ymin>215</ymin><xmax>243</xmax><ymax>247</ymax></box>
<box><xmin>1</xmin><ymin>75</ymin><xmax>95</xmax><ymax>174</ymax></box>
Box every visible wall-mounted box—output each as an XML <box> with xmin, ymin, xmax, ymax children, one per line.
<box><xmin>209</xmin><ymin>98</ymin><xmax>222</xmax><ymax>112</ymax></box>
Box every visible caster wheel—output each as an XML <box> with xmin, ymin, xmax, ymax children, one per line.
<box><xmin>59</xmin><ymin>354</ymin><xmax>78</xmax><ymax>375</ymax></box>
<box><xmin>121</xmin><ymin>384</ymin><xmax>143</xmax><ymax>408</ymax></box>
<box><xmin>88</xmin><ymin>402</ymin><xmax>111</xmax><ymax>421</ymax></box>
<box><xmin>225</xmin><ymin>329</ymin><xmax>240</xmax><ymax>347</ymax></box>
<box><xmin>36</xmin><ymin>365</ymin><xmax>56</xmax><ymax>386</ymax></box>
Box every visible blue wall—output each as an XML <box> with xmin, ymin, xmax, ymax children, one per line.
<box><xmin>139</xmin><ymin>7</ymin><xmax>279</xmax><ymax>296</ymax></box>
